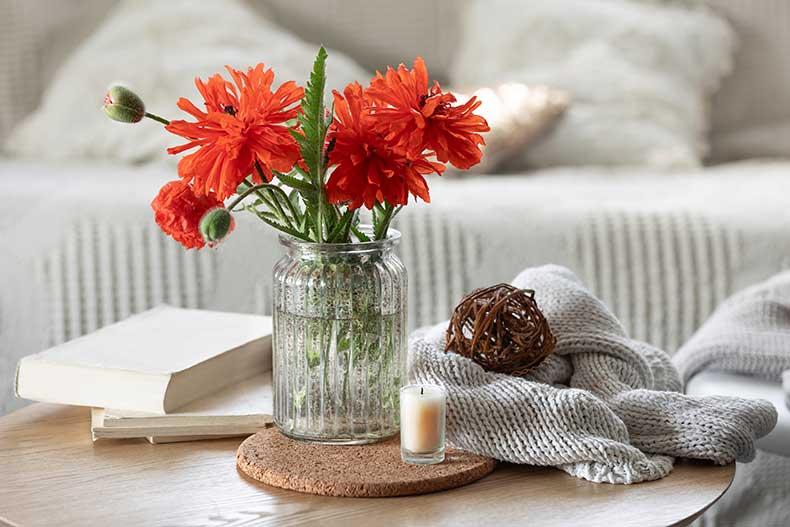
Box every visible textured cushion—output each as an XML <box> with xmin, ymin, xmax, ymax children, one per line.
<box><xmin>2</xmin><ymin>0</ymin><xmax>369</xmax><ymax>163</ymax></box>
<box><xmin>707</xmin><ymin>0</ymin><xmax>790</xmax><ymax>161</ymax></box>
<box><xmin>452</xmin><ymin>84</ymin><xmax>569</xmax><ymax>174</ymax></box>
<box><xmin>451</xmin><ymin>0</ymin><xmax>736</xmax><ymax>169</ymax></box>
<box><xmin>0</xmin><ymin>0</ymin><xmax>112</xmax><ymax>143</ymax></box>
<box><xmin>4</xmin><ymin>0</ymin><xmax>790</xmax><ymax>165</ymax></box>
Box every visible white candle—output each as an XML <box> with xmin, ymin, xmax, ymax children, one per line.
<box><xmin>400</xmin><ymin>384</ymin><xmax>446</xmax><ymax>464</ymax></box>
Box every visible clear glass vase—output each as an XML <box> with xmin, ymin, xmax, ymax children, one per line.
<box><xmin>272</xmin><ymin>228</ymin><xmax>407</xmax><ymax>444</ymax></box>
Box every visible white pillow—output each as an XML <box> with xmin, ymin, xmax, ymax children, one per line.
<box><xmin>451</xmin><ymin>0</ymin><xmax>736</xmax><ymax>169</ymax></box>
<box><xmin>3</xmin><ymin>0</ymin><xmax>370</xmax><ymax>163</ymax></box>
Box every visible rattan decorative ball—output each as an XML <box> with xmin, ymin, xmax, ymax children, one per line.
<box><xmin>445</xmin><ymin>283</ymin><xmax>556</xmax><ymax>376</ymax></box>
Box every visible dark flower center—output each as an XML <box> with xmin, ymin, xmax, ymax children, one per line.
<box><xmin>325</xmin><ymin>137</ymin><xmax>337</xmax><ymax>156</ymax></box>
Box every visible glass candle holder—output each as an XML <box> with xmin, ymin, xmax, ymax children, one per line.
<box><xmin>400</xmin><ymin>384</ymin><xmax>446</xmax><ymax>465</ymax></box>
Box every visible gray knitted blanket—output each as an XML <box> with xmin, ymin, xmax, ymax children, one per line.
<box><xmin>674</xmin><ymin>270</ymin><xmax>790</xmax><ymax>390</ymax></box>
<box><xmin>408</xmin><ymin>265</ymin><xmax>777</xmax><ymax>484</ymax></box>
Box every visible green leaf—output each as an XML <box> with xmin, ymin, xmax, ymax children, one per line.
<box><xmin>291</xmin><ymin>46</ymin><xmax>332</xmax><ymax>242</ymax></box>
<box><xmin>248</xmin><ymin>206</ymin><xmax>312</xmax><ymax>241</ymax></box>
<box><xmin>296</xmin><ymin>46</ymin><xmax>328</xmax><ymax>184</ymax></box>
<box><xmin>327</xmin><ymin>210</ymin><xmax>354</xmax><ymax>243</ymax></box>
<box><xmin>278</xmin><ymin>173</ymin><xmax>316</xmax><ymax>196</ymax></box>
<box><xmin>288</xmin><ymin>188</ymin><xmax>300</xmax><ymax>209</ymax></box>
<box><xmin>292</xmin><ymin>165</ymin><xmax>311</xmax><ymax>180</ymax></box>
<box><xmin>351</xmin><ymin>225</ymin><xmax>371</xmax><ymax>242</ymax></box>
<box><xmin>246</xmin><ymin>206</ymin><xmax>280</xmax><ymax>224</ymax></box>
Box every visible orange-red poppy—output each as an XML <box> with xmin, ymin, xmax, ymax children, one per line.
<box><xmin>326</xmin><ymin>83</ymin><xmax>445</xmax><ymax>210</ymax></box>
<box><xmin>166</xmin><ymin>64</ymin><xmax>303</xmax><ymax>200</ymax></box>
<box><xmin>151</xmin><ymin>180</ymin><xmax>223</xmax><ymax>249</ymax></box>
<box><xmin>366</xmin><ymin>57</ymin><xmax>490</xmax><ymax>170</ymax></box>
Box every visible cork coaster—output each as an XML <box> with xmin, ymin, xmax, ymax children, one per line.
<box><xmin>236</xmin><ymin>428</ymin><xmax>496</xmax><ymax>497</ymax></box>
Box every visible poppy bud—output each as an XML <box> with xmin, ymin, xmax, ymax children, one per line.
<box><xmin>199</xmin><ymin>207</ymin><xmax>235</xmax><ymax>247</ymax></box>
<box><xmin>103</xmin><ymin>85</ymin><xmax>145</xmax><ymax>123</ymax></box>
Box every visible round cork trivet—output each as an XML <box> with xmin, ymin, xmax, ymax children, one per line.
<box><xmin>236</xmin><ymin>428</ymin><xmax>496</xmax><ymax>497</ymax></box>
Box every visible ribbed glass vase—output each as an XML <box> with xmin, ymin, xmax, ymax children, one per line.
<box><xmin>272</xmin><ymin>228</ymin><xmax>407</xmax><ymax>444</ymax></box>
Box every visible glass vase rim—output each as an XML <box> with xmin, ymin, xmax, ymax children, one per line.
<box><xmin>278</xmin><ymin>225</ymin><xmax>401</xmax><ymax>253</ymax></box>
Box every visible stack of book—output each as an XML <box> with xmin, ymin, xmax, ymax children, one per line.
<box><xmin>15</xmin><ymin>306</ymin><xmax>274</xmax><ymax>443</ymax></box>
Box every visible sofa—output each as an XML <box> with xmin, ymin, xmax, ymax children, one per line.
<box><xmin>2</xmin><ymin>1</ymin><xmax>790</xmax><ymax>525</ymax></box>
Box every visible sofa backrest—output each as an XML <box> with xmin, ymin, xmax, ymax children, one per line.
<box><xmin>2</xmin><ymin>0</ymin><xmax>789</xmax><ymax>161</ymax></box>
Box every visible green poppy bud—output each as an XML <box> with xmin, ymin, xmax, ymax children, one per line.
<box><xmin>199</xmin><ymin>207</ymin><xmax>235</xmax><ymax>247</ymax></box>
<box><xmin>103</xmin><ymin>85</ymin><xmax>145</xmax><ymax>123</ymax></box>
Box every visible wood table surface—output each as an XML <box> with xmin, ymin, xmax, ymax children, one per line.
<box><xmin>0</xmin><ymin>404</ymin><xmax>734</xmax><ymax>527</ymax></box>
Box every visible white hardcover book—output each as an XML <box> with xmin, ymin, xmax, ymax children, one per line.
<box><xmin>16</xmin><ymin>306</ymin><xmax>272</xmax><ymax>414</ymax></box>
<box><xmin>91</xmin><ymin>372</ymin><xmax>274</xmax><ymax>442</ymax></box>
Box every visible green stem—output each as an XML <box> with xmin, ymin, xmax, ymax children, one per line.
<box><xmin>241</xmin><ymin>175</ymin><xmax>273</xmax><ymax>209</ymax></box>
<box><xmin>351</xmin><ymin>225</ymin><xmax>371</xmax><ymax>242</ymax></box>
<box><xmin>374</xmin><ymin>203</ymin><xmax>397</xmax><ymax>240</ymax></box>
<box><xmin>257</xmin><ymin>191</ymin><xmax>292</xmax><ymax>228</ymax></box>
<box><xmin>144</xmin><ymin>112</ymin><xmax>170</xmax><ymax>126</ymax></box>
<box><xmin>266</xmin><ymin>187</ymin><xmax>304</xmax><ymax>230</ymax></box>
<box><xmin>250</xmin><ymin>208</ymin><xmax>313</xmax><ymax>242</ymax></box>
<box><xmin>265</xmin><ymin>188</ymin><xmax>293</xmax><ymax>228</ymax></box>
<box><xmin>316</xmin><ymin>176</ymin><xmax>326</xmax><ymax>244</ymax></box>
<box><xmin>226</xmin><ymin>183</ymin><xmax>271</xmax><ymax>211</ymax></box>
<box><xmin>254</xmin><ymin>164</ymin><xmax>305</xmax><ymax>231</ymax></box>
<box><xmin>236</xmin><ymin>167</ymin><xmax>313</xmax><ymax>239</ymax></box>
<box><xmin>327</xmin><ymin>209</ymin><xmax>354</xmax><ymax>243</ymax></box>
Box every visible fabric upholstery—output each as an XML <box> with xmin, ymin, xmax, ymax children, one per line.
<box><xmin>3</xmin><ymin>158</ymin><xmax>790</xmax><ymax>416</ymax></box>
<box><xmin>3</xmin><ymin>0</ymin><xmax>790</xmax><ymax>163</ymax></box>
<box><xmin>2</xmin><ymin>0</ymin><xmax>370</xmax><ymax>162</ymax></box>
<box><xmin>707</xmin><ymin>0</ymin><xmax>790</xmax><ymax>161</ymax></box>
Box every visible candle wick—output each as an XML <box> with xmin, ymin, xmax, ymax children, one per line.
<box><xmin>421</xmin><ymin>387</ymin><xmax>424</xmax><ymax>395</ymax></box>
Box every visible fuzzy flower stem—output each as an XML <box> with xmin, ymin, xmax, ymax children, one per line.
<box><xmin>251</xmin><ymin>209</ymin><xmax>313</xmax><ymax>242</ymax></box>
<box><xmin>232</xmin><ymin>173</ymin><xmax>306</xmax><ymax>238</ymax></box>
<box><xmin>374</xmin><ymin>203</ymin><xmax>401</xmax><ymax>240</ymax></box>
<box><xmin>265</xmin><ymin>190</ymin><xmax>294</xmax><ymax>229</ymax></box>
<box><xmin>144</xmin><ymin>112</ymin><xmax>170</xmax><ymax>126</ymax></box>
<box><xmin>226</xmin><ymin>183</ymin><xmax>272</xmax><ymax>211</ymax></box>
<box><xmin>253</xmin><ymin>163</ymin><xmax>303</xmax><ymax>229</ymax></box>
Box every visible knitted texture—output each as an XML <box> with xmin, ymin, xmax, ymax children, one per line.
<box><xmin>409</xmin><ymin>265</ymin><xmax>777</xmax><ymax>484</ymax></box>
<box><xmin>674</xmin><ymin>271</ymin><xmax>790</xmax><ymax>393</ymax></box>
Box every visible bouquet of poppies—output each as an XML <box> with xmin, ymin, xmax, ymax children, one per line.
<box><xmin>103</xmin><ymin>48</ymin><xmax>489</xmax><ymax>249</ymax></box>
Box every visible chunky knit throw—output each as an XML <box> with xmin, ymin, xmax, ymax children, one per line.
<box><xmin>409</xmin><ymin>265</ymin><xmax>777</xmax><ymax>484</ymax></box>
<box><xmin>674</xmin><ymin>271</ymin><xmax>790</xmax><ymax>398</ymax></box>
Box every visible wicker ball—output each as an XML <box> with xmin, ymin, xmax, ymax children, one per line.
<box><xmin>445</xmin><ymin>283</ymin><xmax>556</xmax><ymax>376</ymax></box>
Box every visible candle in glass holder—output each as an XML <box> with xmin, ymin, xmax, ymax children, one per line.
<box><xmin>400</xmin><ymin>384</ymin><xmax>446</xmax><ymax>464</ymax></box>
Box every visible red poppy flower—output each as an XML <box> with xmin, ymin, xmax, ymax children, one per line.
<box><xmin>166</xmin><ymin>64</ymin><xmax>303</xmax><ymax>200</ymax></box>
<box><xmin>151</xmin><ymin>180</ymin><xmax>223</xmax><ymax>249</ymax></box>
<box><xmin>366</xmin><ymin>57</ymin><xmax>490</xmax><ymax>170</ymax></box>
<box><xmin>326</xmin><ymin>83</ymin><xmax>445</xmax><ymax>210</ymax></box>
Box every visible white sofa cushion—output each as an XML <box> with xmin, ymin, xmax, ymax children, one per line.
<box><xmin>451</xmin><ymin>0</ymin><xmax>736</xmax><ymax>169</ymax></box>
<box><xmin>707</xmin><ymin>0</ymin><xmax>790</xmax><ymax>162</ymax></box>
<box><xmin>2</xmin><ymin>0</ymin><xmax>369</xmax><ymax>163</ymax></box>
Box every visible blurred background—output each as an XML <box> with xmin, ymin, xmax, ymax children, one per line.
<box><xmin>1</xmin><ymin>1</ymin><xmax>789</xmax><ymax>524</ymax></box>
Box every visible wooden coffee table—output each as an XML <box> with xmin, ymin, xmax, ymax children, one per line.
<box><xmin>0</xmin><ymin>404</ymin><xmax>734</xmax><ymax>527</ymax></box>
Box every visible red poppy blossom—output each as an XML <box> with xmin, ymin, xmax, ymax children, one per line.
<box><xmin>326</xmin><ymin>83</ymin><xmax>445</xmax><ymax>210</ymax></box>
<box><xmin>151</xmin><ymin>180</ymin><xmax>223</xmax><ymax>249</ymax></box>
<box><xmin>166</xmin><ymin>64</ymin><xmax>303</xmax><ymax>200</ymax></box>
<box><xmin>366</xmin><ymin>57</ymin><xmax>490</xmax><ymax>170</ymax></box>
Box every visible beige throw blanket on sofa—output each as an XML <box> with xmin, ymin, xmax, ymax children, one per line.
<box><xmin>409</xmin><ymin>265</ymin><xmax>777</xmax><ymax>484</ymax></box>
